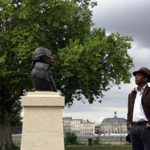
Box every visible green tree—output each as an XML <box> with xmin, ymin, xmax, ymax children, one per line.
<box><xmin>93</xmin><ymin>136</ymin><xmax>100</xmax><ymax>145</ymax></box>
<box><xmin>0</xmin><ymin>0</ymin><xmax>133</xmax><ymax>149</ymax></box>
<box><xmin>65</xmin><ymin>132</ymin><xmax>78</xmax><ymax>145</ymax></box>
<box><xmin>56</xmin><ymin>30</ymin><xmax>133</xmax><ymax>104</ymax></box>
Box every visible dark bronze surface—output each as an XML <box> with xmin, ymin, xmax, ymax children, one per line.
<box><xmin>30</xmin><ymin>47</ymin><xmax>57</xmax><ymax>91</ymax></box>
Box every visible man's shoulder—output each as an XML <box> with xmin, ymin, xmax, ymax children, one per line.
<box><xmin>146</xmin><ymin>85</ymin><xmax>150</xmax><ymax>90</ymax></box>
<box><xmin>128</xmin><ymin>85</ymin><xmax>150</xmax><ymax>96</ymax></box>
<box><xmin>145</xmin><ymin>85</ymin><xmax>150</xmax><ymax>93</ymax></box>
<box><xmin>128</xmin><ymin>89</ymin><xmax>136</xmax><ymax>99</ymax></box>
<box><xmin>128</xmin><ymin>89</ymin><xmax>136</xmax><ymax>95</ymax></box>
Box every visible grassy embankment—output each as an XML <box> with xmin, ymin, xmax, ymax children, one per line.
<box><xmin>13</xmin><ymin>141</ymin><xmax>132</xmax><ymax>150</ymax></box>
<box><xmin>65</xmin><ymin>144</ymin><xmax>132</xmax><ymax>150</ymax></box>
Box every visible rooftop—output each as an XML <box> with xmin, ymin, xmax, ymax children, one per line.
<box><xmin>101</xmin><ymin>111</ymin><xmax>126</xmax><ymax>123</ymax></box>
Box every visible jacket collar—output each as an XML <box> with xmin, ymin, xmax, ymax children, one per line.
<box><xmin>142</xmin><ymin>84</ymin><xmax>149</xmax><ymax>101</ymax></box>
<box><xmin>131</xmin><ymin>84</ymin><xmax>149</xmax><ymax>102</ymax></box>
<box><xmin>134</xmin><ymin>84</ymin><xmax>148</xmax><ymax>94</ymax></box>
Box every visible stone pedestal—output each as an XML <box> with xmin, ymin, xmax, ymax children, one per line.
<box><xmin>21</xmin><ymin>91</ymin><xmax>65</xmax><ymax>150</ymax></box>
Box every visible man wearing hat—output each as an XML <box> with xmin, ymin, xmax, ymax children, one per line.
<box><xmin>127</xmin><ymin>67</ymin><xmax>150</xmax><ymax>150</ymax></box>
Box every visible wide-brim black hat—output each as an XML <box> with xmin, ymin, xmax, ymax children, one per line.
<box><xmin>133</xmin><ymin>67</ymin><xmax>150</xmax><ymax>82</ymax></box>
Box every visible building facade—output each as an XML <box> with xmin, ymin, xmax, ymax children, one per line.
<box><xmin>99</xmin><ymin>111</ymin><xmax>127</xmax><ymax>135</ymax></box>
<box><xmin>80</xmin><ymin>119</ymin><xmax>95</xmax><ymax>135</ymax></box>
<box><xmin>63</xmin><ymin>117</ymin><xmax>95</xmax><ymax>135</ymax></box>
<box><xmin>63</xmin><ymin>117</ymin><xmax>72</xmax><ymax>133</ymax></box>
<box><xmin>95</xmin><ymin>124</ymin><xmax>101</xmax><ymax>134</ymax></box>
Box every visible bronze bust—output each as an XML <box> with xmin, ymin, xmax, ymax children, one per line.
<box><xmin>30</xmin><ymin>47</ymin><xmax>57</xmax><ymax>91</ymax></box>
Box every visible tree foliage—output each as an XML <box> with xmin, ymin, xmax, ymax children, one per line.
<box><xmin>65</xmin><ymin>132</ymin><xmax>78</xmax><ymax>145</ymax></box>
<box><xmin>56</xmin><ymin>29</ymin><xmax>133</xmax><ymax>104</ymax></box>
<box><xmin>0</xmin><ymin>0</ymin><xmax>133</xmax><ymax>148</ymax></box>
<box><xmin>0</xmin><ymin>0</ymin><xmax>133</xmax><ymax>106</ymax></box>
<box><xmin>93</xmin><ymin>136</ymin><xmax>100</xmax><ymax>145</ymax></box>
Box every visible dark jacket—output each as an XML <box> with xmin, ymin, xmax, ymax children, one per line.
<box><xmin>127</xmin><ymin>85</ymin><xmax>150</xmax><ymax>128</ymax></box>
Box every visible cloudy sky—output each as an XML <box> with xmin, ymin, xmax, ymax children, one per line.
<box><xmin>63</xmin><ymin>0</ymin><xmax>150</xmax><ymax>124</ymax></box>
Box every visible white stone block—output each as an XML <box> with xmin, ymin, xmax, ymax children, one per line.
<box><xmin>21</xmin><ymin>91</ymin><xmax>65</xmax><ymax>150</ymax></box>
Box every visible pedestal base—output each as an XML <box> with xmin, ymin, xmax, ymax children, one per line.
<box><xmin>21</xmin><ymin>92</ymin><xmax>65</xmax><ymax>150</ymax></box>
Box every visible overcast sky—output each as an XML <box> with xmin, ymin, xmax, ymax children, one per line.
<box><xmin>63</xmin><ymin>0</ymin><xmax>150</xmax><ymax>124</ymax></box>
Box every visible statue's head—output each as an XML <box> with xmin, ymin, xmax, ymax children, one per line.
<box><xmin>32</xmin><ymin>47</ymin><xmax>54</xmax><ymax>67</ymax></box>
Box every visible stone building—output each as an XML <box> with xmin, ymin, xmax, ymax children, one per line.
<box><xmin>80</xmin><ymin>119</ymin><xmax>95</xmax><ymax>135</ymax></box>
<box><xmin>71</xmin><ymin>119</ymin><xmax>81</xmax><ymax>135</ymax></box>
<box><xmin>63</xmin><ymin>117</ymin><xmax>95</xmax><ymax>135</ymax></box>
<box><xmin>95</xmin><ymin>124</ymin><xmax>101</xmax><ymax>134</ymax></box>
<box><xmin>100</xmin><ymin>111</ymin><xmax>127</xmax><ymax>135</ymax></box>
<box><xmin>63</xmin><ymin>117</ymin><xmax>72</xmax><ymax>133</ymax></box>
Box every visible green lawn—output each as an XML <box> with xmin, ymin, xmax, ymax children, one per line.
<box><xmin>12</xmin><ymin>144</ymin><xmax>132</xmax><ymax>150</ymax></box>
<box><xmin>65</xmin><ymin>145</ymin><xmax>132</xmax><ymax>150</ymax></box>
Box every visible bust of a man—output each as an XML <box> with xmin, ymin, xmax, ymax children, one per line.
<box><xmin>30</xmin><ymin>47</ymin><xmax>57</xmax><ymax>91</ymax></box>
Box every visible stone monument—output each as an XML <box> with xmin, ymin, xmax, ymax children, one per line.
<box><xmin>21</xmin><ymin>48</ymin><xmax>65</xmax><ymax>150</ymax></box>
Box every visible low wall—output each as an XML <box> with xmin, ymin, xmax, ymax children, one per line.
<box><xmin>78</xmin><ymin>136</ymin><xmax>127</xmax><ymax>143</ymax></box>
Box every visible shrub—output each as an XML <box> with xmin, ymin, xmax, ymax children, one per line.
<box><xmin>65</xmin><ymin>132</ymin><xmax>78</xmax><ymax>145</ymax></box>
<box><xmin>93</xmin><ymin>136</ymin><xmax>100</xmax><ymax>145</ymax></box>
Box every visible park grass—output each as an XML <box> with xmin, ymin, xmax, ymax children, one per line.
<box><xmin>12</xmin><ymin>144</ymin><xmax>132</xmax><ymax>150</ymax></box>
<box><xmin>12</xmin><ymin>145</ymin><xmax>132</xmax><ymax>150</ymax></box>
<box><xmin>65</xmin><ymin>145</ymin><xmax>132</xmax><ymax>150</ymax></box>
<box><xmin>13</xmin><ymin>141</ymin><xmax>132</xmax><ymax>150</ymax></box>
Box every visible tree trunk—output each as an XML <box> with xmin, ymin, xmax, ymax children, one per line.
<box><xmin>0</xmin><ymin>116</ymin><xmax>15</xmax><ymax>150</ymax></box>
